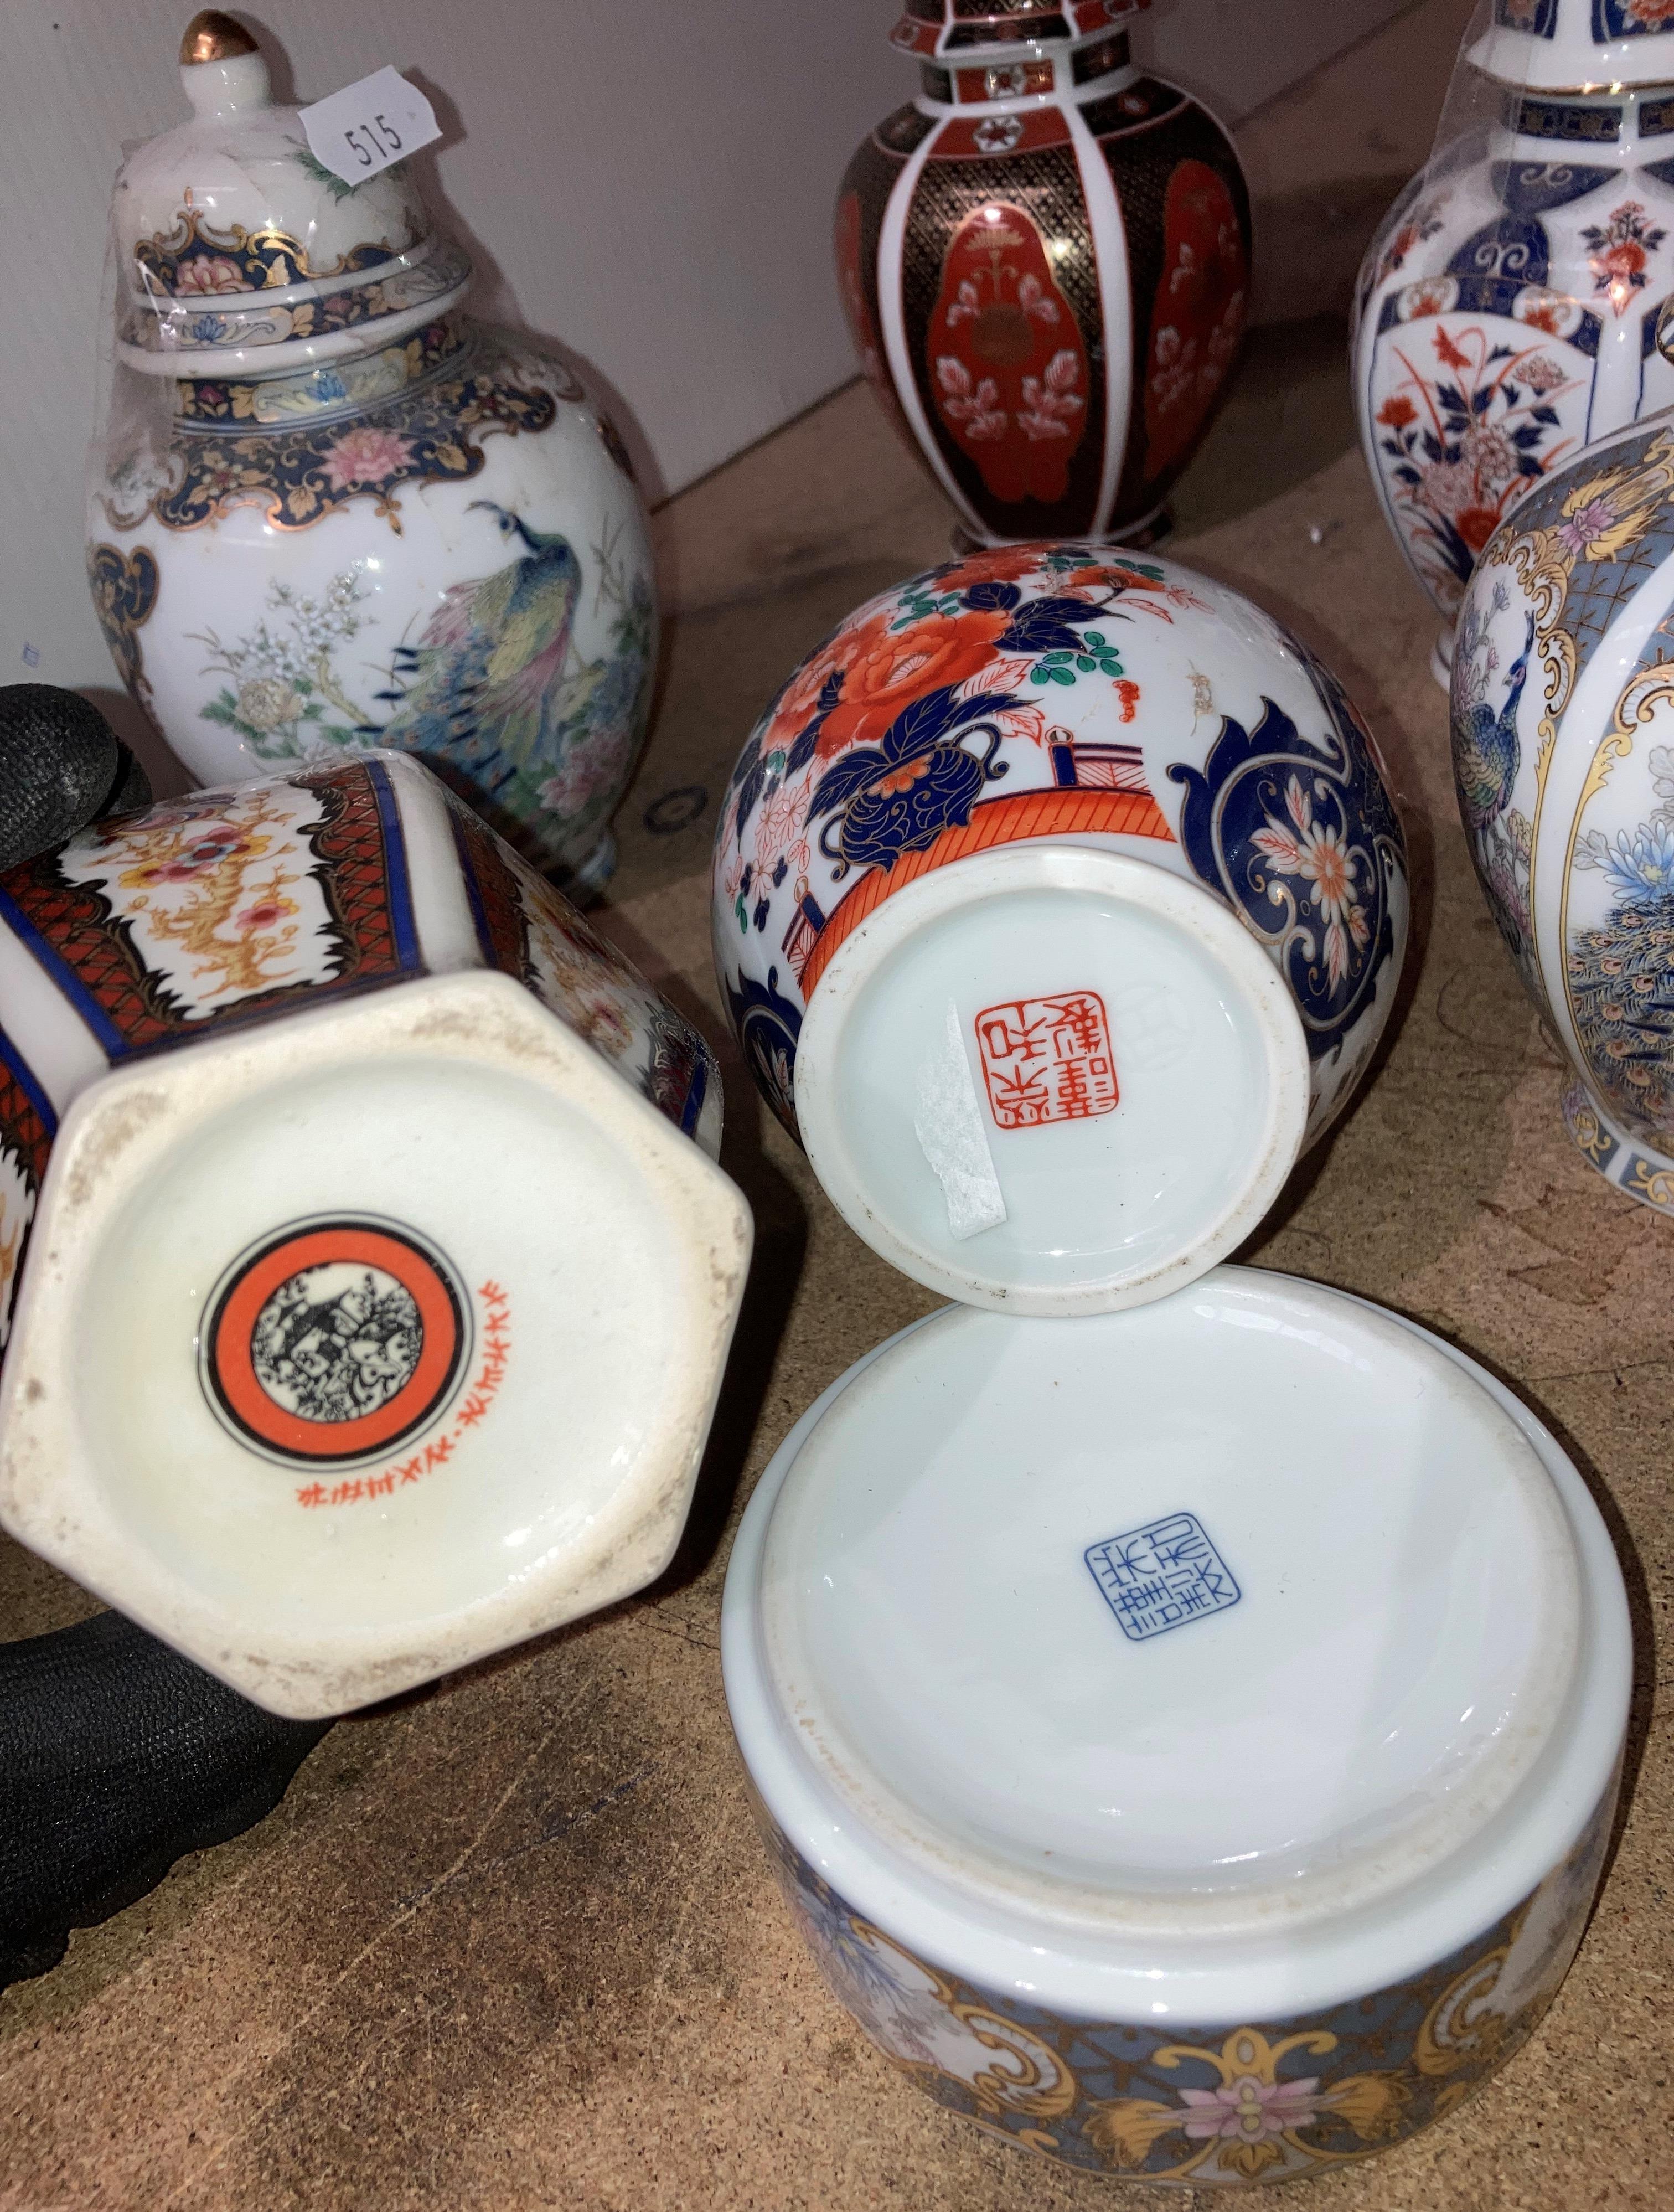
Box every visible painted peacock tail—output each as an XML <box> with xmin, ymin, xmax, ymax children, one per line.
<box><xmin>376</xmin><ymin>504</ymin><xmax>587</xmax><ymax>802</ymax></box>
<box><xmin>1454</xmin><ymin>613</ymin><xmax>1534</xmax><ymax>837</ymax></box>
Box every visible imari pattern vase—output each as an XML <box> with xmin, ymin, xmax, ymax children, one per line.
<box><xmin>0</xmin><ymin>751</ymin><xmax>747</xmax><ymax>1718</ymax></box>
<box><xmin>1353</xmin><ymin>0</ymin><xmax>1674</xmax><ymax>680</ymax></box>
<box><xmin>87</xmin><ymin>14</ymin><xmax>656</xmax><ymax>892</ymax></box>
<box><xmin>838</xmin><ymin>0</ymin><xmax>1251</xmax><ymax>547</ymax></box>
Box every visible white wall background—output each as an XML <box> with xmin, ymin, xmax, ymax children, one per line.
<box><xmin>1</xmin><ymin>0</ymin><xmax>1408</xmax><ymax>700</ymax></box>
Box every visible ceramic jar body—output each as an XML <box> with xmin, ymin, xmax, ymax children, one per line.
<box><xmin>90</xmin><ymin>317</ymin><xmax>655</xmax><ymax>893</ymax></box>
<box><xmin>89</xmin><ymin>35</ymin><xmax>656</xmax><ymax>891</ymax></box>
<box><xmin>1451</xmin><ymin>410</ymin><xmax>1674</xmax><ymax>1216</ymax></box>
<box><xmin>712</xmin><ymin>546</ymin><xmax>1407</xmax><ymax>1151</ymax></box>
<box><xmin>0</xmin><ymin>752</ymin><xmax>741</xmax><ymax>1716</ymax></box>
<box><xmin>766</xmin><ymin>1798</ymin><xmax>1611</xmax><ymax>2186</ymax></box>
<box><xmin>840</xmin><ymin>4</ymin><xmax>1250</xmax><ymax>545</ymax></box>
<box><xmin>1355</xmin><ymin>79</ymin><xmax>1674</xmax><ymax>657</ymax></box>
<box><xmin>723</xmin><ymin>1286</ymin><xmax>1631</xmax><ymax>2187</ymax></box>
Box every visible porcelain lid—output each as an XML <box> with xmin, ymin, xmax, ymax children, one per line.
<box><xmin>111</xmin><ymin>12</ymin><xmax>468</xmax><ymax>376</ymax></box>
<box><xmin>889</xmin><ymin>0</ymin><xmax>1148</xmax><ymax>60</ymax></box>
<box><xmin>722</xmin><ymin>1271</ymin><xmax>1631</xmax><ymax>2019</ymax></box>
<box><xmin>1469</xmin><ymin>0</ymin><xmax>1674</xmax><ymax>92</ymax></box>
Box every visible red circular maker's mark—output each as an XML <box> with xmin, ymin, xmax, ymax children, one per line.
<box><xmin>208</xmin><ymin>1223</ymin><xmax>464</xmax><ymax>1462</ymax></box>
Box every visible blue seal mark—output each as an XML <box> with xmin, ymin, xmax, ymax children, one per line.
<box><xmin>1084</xmin><ymin>1513</ymin><xmax>1242</xmax><ymax>1643</ymax></box>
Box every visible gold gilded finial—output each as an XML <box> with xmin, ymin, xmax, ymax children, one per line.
<box><xmin>180</xmin><ymin>11</ymin><xmax>258</xmax><ymax>64</ymax></box>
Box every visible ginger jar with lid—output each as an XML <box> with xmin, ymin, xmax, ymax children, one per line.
<box><xmin>1354</xmin><ymin>0</ymin><xmax>1674</xmax><ymax>683</ymax></box>
<box><xmin>838</xmin><ymin>1</ymin><xmax>1251</xmax><ymax>548</ymax></box>
<box><xmin>87</xmin><ymin>12</ymin><xmax>655</xmax><ymax>893</ymax></box>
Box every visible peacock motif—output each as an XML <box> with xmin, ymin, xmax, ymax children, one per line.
<box><xmin>1453</xmin><ymin>611</ymin><xmax>1534</xmax><ymax>837</ymax></box>
<box><xmin>375</xmin><ymin>502</ymin><xmax>654</xmax><ymax>877</ymax></box>
<box><xmin>1451</xmin><ymin>594</ymin><xmax>1543</xmax><ymax>993</ymax></box>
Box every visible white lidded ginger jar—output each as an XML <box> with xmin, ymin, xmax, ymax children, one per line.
<box><xmin>87</xmin><ymin>11</ymin><xmax>655</xmax><ymax>893</ymax></box>
<box><xmin>1353</xmin><ymin>0</ymin><xmax>1674</xmax><ymax>684</ymax></box>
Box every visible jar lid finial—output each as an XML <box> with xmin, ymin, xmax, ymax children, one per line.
<box><xmin>180</xmin><ymin>11</ymin><xmax>258</xmax><ymax>65</ymax></box>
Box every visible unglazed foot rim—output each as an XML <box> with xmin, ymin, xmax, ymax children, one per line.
<box><xmin>1561</xmin><ymin>1077</ymin><xmax>1674</xmax><ymax>1214</ymax></box>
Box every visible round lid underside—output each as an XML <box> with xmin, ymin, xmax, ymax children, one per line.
<box><xmin>794</xmin><ymin>850</ymin><xmax>1310</xmax><ymax>1316</ymax></box>
<box><xmin>758</xmin><ymin>1277</ymin><xmax>1583</xmax><ymax>1943</ymax></box>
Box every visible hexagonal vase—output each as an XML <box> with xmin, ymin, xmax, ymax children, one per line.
<box><xmin>0</xmin><ymin>752</ymin><xmax>750</xmax><ymax>1716</ymax></box>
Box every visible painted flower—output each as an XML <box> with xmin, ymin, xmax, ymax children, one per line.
<box><xmin>1577</xmin><ymin>819</ymin><xmax>1674</xmax><ymax>903</ymax></box>
<box><xmin>814</xmin><ymin>607</ymin><xmax>1011</xmax><ymax>759</ymax></box>
<box><xmin>1433</xmin><ymin>326</ymin><xmax>1471</xmax><ymax>372</ymax></box>
<box><xmin>173</xmin><ymin>254</ymin><xmax>246</xmax><ymax>297</ymax></box>
<box><xmin>1628</xmin><ymin>0</ymin><xmax>1674</xmax><ymax>27</ymax></box>
<box><xmin>1252</xmin><ymin>775</ymin><xmax>1369</xmax><ymax>987</ymax></box>
<box><xmin>949</xmin><ymin>548</ymin><xmax>1044</xmax><ymax>587</ymax></box>
<box><xmin>1179</xmin><ymin>2072</ymin><xmax>1323</xmax><ymax>2142</ymax></box>
<box><xmin>935</xmin><ymin>357</ymin><xmax>1007</xmax><ymax>441</ymax></box>
<box><xmin>1518</xmin><ymin>297</ymin><xmax>1566</xmax><ymax>335</ymax></box>
<box><xmin>1521</xmin><ymin>354</ymin><xmax>1566</xmax><ymax>395</ymax></box>
<box><xmin>1376</xmin><ymin>394</ymin><xmax>1419</xmax><ymax>429</ymax></box>
<box><xmin>1582</xmin><ymin>201</ymin><xmax>1667</xmax><ymax>313</ymax></box>
<box><xmin>1555</xmin><ymin>494</ymin><xmax>1621</xmax><ymax>558</ymax></box>
<box><xmin>235</xmin><ymin>895</ymin><xmax>297</xmax><ymax>934</ymax></box>
<box><xmin>320</xmin><ymin>424</ymin><xmax>416</xmax><ymax>491</ymax></box>
<box><xmin>234</xmin><ymin>677</ymin><xmax>304</xmax><ymax>733</ymax></box>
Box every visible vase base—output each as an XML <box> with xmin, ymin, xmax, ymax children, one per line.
<box><xmin>1430</xmin><ymin>628</ymin><xmax>1455</xmax><ymax>693</ymax></box>
<box><xmin>553</xmin><ymin>829</ymin><xmax>618</xmax><ymax>905</ymax></box>
<box><xmin>1562</xmin><ymin>1079</ymin><xmax>1674</xmax><ymax>1216</ymax></box>
<box><xmin>950</xmin><ymin>503</ymin><xmax>1174</xmax><ymax>559</ymax></box>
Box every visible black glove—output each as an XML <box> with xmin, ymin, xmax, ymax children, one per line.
<box><xmin>0</xmin><ymin>684</ymin><xmax>331</xmax><ymax>1989</ymax></box>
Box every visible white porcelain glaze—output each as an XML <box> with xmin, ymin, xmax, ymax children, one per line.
<box><xmin>722</xmin><ymin>1270</ymin><xmax>1630</xmax><ymax>2183</ymax></box>
<box><xmin>1471</xmin><ymin>0</ymin><xmax>1674</xmax><ymax>94</ymax></box>
<box><xmin>1449</xmin><ymin>404</ymin><xmax>1674</xmax><ymax>1215</ymax></box>
<box><xmin>0</xmin><ymin>753</ymin><xmax>746</xmax><ymax>1717</ymax></box>
<box><xmin>87</xmin><ymin>23</ymin><xmax>655</xmax><ymax>889</ymax></box>
<box><xmin>712</xmin><ymin>546</ymin><xmax>1408</xmax><ymax>1312</ymax></box>
<box><xmin>1353</xmin><ymin>11</ymin><xmax>1674</xmax><ymax>678</ymax></box>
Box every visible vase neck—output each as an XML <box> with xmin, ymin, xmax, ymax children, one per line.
<box><xmin>918</xmin><ymin>27</ymin><xmax>1133</xmax><ymax>106</ymax></box>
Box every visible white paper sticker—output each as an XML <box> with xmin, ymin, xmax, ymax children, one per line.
<box><xmin>913</xmin><ymin>1000</ymin><xmax>1008</xmax><ymax>1242</ymax></box>
<box><xmin>299</xmin><ymin>66</ymin><xmax>440</xmax><ymax>189</ymax></box>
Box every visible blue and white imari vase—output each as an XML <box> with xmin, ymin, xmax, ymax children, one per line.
<box><xmin>0</xmin><ymin>751</ymin><xmax>746</xmax><ymax>1721</ymax></box>
<box><xmin>1450</xmin><ymin>406</ymin><xmax>1674</xmax><ymax>1218</ymax></box>
<box><xmin>87</xmin><ymin>14</ymin><xmax>655</xmax><ymax>891</ymax></box>
<box><xmin>1353</xmin><ymin>0</ymin><xmax>1674</xmax><ymax>679</ymax></box>
<box><xmin>710</xmin><ymin>545</ymin><xmax>1408</xmax><ymax>1316</ymax></box>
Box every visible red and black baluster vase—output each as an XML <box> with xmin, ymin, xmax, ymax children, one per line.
<box><xmin>836</xmin><ymin>0</ymin><xmax>1252</xmax><ymax>546</ymax></box>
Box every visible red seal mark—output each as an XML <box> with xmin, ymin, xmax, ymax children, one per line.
<box><xmin>202</xmin><ymin>1216</ymin><xmax>468</xmax><ymax>1466</ymax></box>
<box><xmin>975</xmin><ymin>991</ymin><xmax>1120</xmax><ymax>1130</ymax></box>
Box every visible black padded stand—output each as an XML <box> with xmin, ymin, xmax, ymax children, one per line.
<box><xmin>0</xmin><ymin>685</ymin><xmax>334</xmax><ymax>1989</ymax></box>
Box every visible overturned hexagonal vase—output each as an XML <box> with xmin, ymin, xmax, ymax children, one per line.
<box><xmin>0</xmin><ymin>753</ymin><xmax>749</xmax><ymax>1718</ymax></box>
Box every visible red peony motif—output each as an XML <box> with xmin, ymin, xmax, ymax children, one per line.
<box><xmin>815</xmin><ymin>608</ymin><xmax>1011</xmax><ymax>759</ymax></box>
<box><xmin>173</xmin><ymin>255</ymin><xmax>245</xmax><ymax>297</ymax></box>
<box><xmin>1377</xmin><ymin>395</ymin><xmax>1420</xmax><ymax>429</ymax></box>
<box><xmin>1455</xmin><ymin>508</ymin><xmax>1504</xmax><ymax>554</ymax></box>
